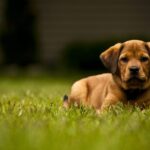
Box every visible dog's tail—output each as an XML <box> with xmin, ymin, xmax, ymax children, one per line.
<box><xmin>63</xmin><ymin>94</ymin><xmax>68</xmax><ymax>102</ymax></box>
<box><xmin>63</xmin><ymin>94</ymin><xmax>69</xmax><ymax>108</ymax></box>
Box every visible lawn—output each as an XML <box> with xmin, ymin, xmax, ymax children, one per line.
<box><xmin>0</xmin><ymin>75</ymin><xmax>149</xmax><ymax>150</ymax></box>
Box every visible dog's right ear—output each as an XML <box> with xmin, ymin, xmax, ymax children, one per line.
<box><xmin>100</xmin><ymin>43</ymin><xmax>122</xmax><ymax>74</ymax></box>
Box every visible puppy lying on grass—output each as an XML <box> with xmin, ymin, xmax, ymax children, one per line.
<box><xmin>63</xmin><ymin>40</ymin><xmax>150</xmax><ymax>112</ymax></box>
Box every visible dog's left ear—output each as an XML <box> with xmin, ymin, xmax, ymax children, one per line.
<box><xmin>145</xmin><ymin>42</ymin><xmax>150</xmax><ymax>54</ymax></box>
<box><xmin>100</xmin><ymin>43</ymin><xmax>122</xmax><ymax>74</ymax></box>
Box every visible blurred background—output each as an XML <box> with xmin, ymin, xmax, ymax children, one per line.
<box><xmin>0</xmin><ymin>0</ymin><xmax>150</xmax><ymax>75</ymax></box>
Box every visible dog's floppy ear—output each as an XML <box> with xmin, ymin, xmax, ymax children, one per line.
<box><xmin>145</xmin><ymin>42</ymin><xmax>150</xmax><ymax>55</ymax></box>
<box><xmin>100</xmin><ymin>43</ymin><xmax>122</xmax><ymax>74</ymax></box>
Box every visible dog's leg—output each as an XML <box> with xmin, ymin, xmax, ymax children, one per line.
<box><xmin>101</xmin><ymin>96</ymin><xmax>120</xmax><ymax>111</ymax></box>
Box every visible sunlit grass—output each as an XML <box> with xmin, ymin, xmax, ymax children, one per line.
<box><xmin>0</xmin><ymin>76</ymin><xmax>149</xmax><ymax>150</ymax></box>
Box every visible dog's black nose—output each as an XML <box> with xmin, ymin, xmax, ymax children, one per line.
<box><xmin>129</xmin><ymin>66</ymin><xmax>139</xmax><ymax>74</ymax></box>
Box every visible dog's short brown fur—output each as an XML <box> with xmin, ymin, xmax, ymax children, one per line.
<box><xmin>64</xmin><ymin>40</ymin><xmax>150</xmax><ymax>112</ymax></box>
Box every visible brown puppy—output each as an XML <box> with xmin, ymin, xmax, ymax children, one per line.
<box><xmin>63</xmin><ymin>40</ymin><xmax>150</xmax><ymax>112</ymax></box>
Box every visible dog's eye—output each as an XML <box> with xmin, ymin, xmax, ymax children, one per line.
<box><xmin>120</xmin><ymin>57</ymin><xmax>128</xmax><ymax>63</ymax></box>
<box><xmin>140</xmin><ymin>56</ymin><xmax>149</xmax><ymax>62</ymax></box>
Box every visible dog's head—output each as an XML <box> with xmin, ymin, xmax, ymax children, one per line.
<box><xmin>100</xmin><ymin>40</ymin><xmax>150</xmax><ymax>90</ymax></box>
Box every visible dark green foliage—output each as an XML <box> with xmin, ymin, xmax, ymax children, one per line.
<box><xmin>63</xmin><ymin>37</ymin><xmax>150</xmax><ymax>71</ymax></box>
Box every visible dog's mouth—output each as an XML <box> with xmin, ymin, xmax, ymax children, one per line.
<box><xmin>127</xmin><ymin>77</ymin><xmax>146</xmax><ymax>83</ymax></box>
<box><xmin>123</xmin><ymin>74</ymin><xmax>147</xmax><ymax>84</ymax></box>
<box><xmin>120</xmin><ymin>75</ymin><xmax>148</xmax><ymax>90</ymax></box>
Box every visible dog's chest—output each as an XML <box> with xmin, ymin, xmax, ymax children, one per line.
<box><xmin>124</xmin><ymin>89</ymin><xmax>150</xmax><ymax>106</ymax></box>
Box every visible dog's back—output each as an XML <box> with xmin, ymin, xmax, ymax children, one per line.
<box><xmin>64</xmin><ymin>73</ymin><xmax>121</xmax><ymax>109</ymax></box>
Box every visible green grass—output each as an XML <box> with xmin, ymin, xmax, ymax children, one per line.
<box><xmin>0</xmin><ymin>76</ymin><xmax>149</xmax><ymax>150</ymax></box>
